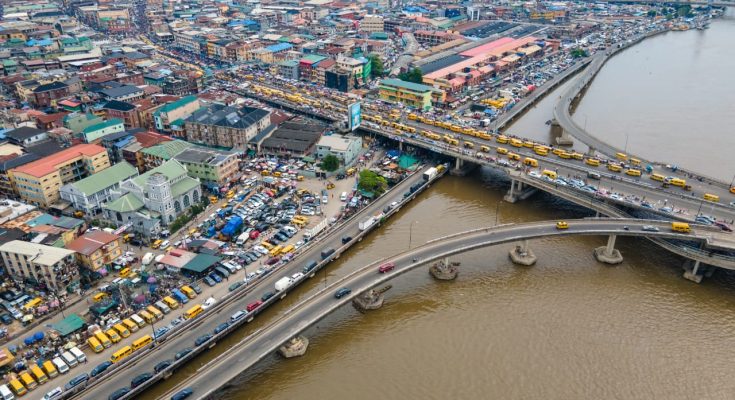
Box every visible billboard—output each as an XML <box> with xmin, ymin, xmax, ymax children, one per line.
<box><xmin>348</xmin><ymin>102</ymin><xmax>361</xmax><ymax>131</ymax></box>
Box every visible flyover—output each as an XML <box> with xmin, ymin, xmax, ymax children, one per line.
<box><xmin>227</xmin><ymin>85</ymin><xmax>735</xmax><ymax>225</ymax></box>
<box><xmin>552</xmin><ymin>30</ymin><xmax>733</xmax><ymax>191</ymax></box>
<box><xmin>56</xmin><ymin>168</ymin><xmax>438</xmax><ymax>400</ymax></box>
<box><xmin>161</xmin><ymin>218</ymin><xmax>734</xmax><ymax>399</ymax></box>
<box><xmin>605</xmin><ymin>0</ymin><xmax>733</xmax><ymax>6</ymax></box>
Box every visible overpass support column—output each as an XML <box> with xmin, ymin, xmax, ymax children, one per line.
<box><xmin>352</xmin><ymin>288</ymin><xmax>386</xmax><ymax>311</ymax></box>
<box><xmin>683</xmin><ymin>260</ymin><xmax>704</xmax><ymax>283</ymax></box>
<box><xmin>593</xmin><ymin>234</ymin><xmax>624</xmax><ymax>265</ymax></box>
<box><xmin>509</xmin><ymin>240</ymin><xmax>537</xmax><ymax>266</ymax></box>
<box><xmin>430</xmin><ymin>257</ymin><xmax>459</xmax><ymax>280</ymax></box>
<box><xmin>279</xmin><ymin>336</ymin><xmax>309</xmax><ymax>358</ymax></box>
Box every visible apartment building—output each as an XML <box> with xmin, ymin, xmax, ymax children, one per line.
<box><xmin>67</xmin><ymin>230</ymin><xmax>123</xmax><ymax>272</ymax></box>
<box><xmin>184</xmin><ymin>104</ymin><xmax>271</xmax><ymax>149</ymax></box>
<box><xmin>10</xmin><ymin>144</ymin><xmax>111</xmax><ymax>207</ymax></box>
<box><xmin>0</xmin><ymin>241</ymin><xmax>78</xmax><ymax>294</ymax></box>
<box><xmin>153</xmin><ymin>95</ymin><xmax>201</xmax><ymax>134</ymax></box>
<box><xmin>173</xmin><ymin>147</ymin><xmax>239</xmax><ymax>186</ymax></box>
<box><xmin>378</xmin><ymin>78</ymin><xmax>445</xmax><ymax>111</ymax></box>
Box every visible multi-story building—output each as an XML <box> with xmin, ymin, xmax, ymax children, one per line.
<box><xmin>184</xmin><ymin>104</ymin><xmax>271</xmax><ymax>149</ymax></box>
<box><xmin>378</xmin><ymin>78</ymin><xmax>445</xmax><ymax>111</ymax></box>
<box><xmin>173</xmin><ymin>147</ymin><xmax>239</xmax><ymax>186</ymax></box>
<box><xmin>103</xmin><ymin>160</ymin><xmax>201</xmax><ymax>237</ymax></box>
<box><xmin>3</xmin><ymin>127</ymin><xmax>48</xmax><ymax>146</ymax></box>
<box><xmin>99</xmin><ymin>85</ymin><xmax>145</xmax><ymax>102</ymax></box>
<box><xmin>0</xmin><ymin>241</ymin><xmax>78</xmax><ymax>294</ymax></box>
<box><xmin>315</xmin><ymin>135</ymin><xmax>363</xmax><ymax>166</ymax></box>
<box><xmin>59</xmin><ymin>161</ymin><xmax>138</xmax><ymax>215</ymax></box>
<box><xmin>153</xmin><ymin>95</ymin><xmax>201</xmax><ymax>134</ymax></box>
<box><xmin>32</xmin><ymin>81</ymin><xmax>70</xmax><ymax>108</ymax></box>
<box><xmin>336</xmin><ymin>55</ymin><xmax>366</xmax><ymax>86</ymax></box>
<box><xmin>102</xmin><ymin>100</ymin><xmax>141</xmax><ymax>129</ymax></box>
<box><xmin>67</xmin><ymin>230</ymin><xmax>123</xmax><ymax>272</ymax></box>
<box><xmin>10</xmin><ymin>144</ymin><xmax>111</xmax><ymax>207</ymax></box>
<box><xmin>361</xmin><ymin>15</ymin><xmax>385</xmax><ymax>32</ymax></box>
<box><xmin>140</xmin><ymin>140</ymin><xmax>192</xmax><ymax>171</ymax></box>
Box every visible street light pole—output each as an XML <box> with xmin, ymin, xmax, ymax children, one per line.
<box><xmin>408</xmin><ymin>221</ymin><xmax>418</xmax><ymax>249</ymax></box>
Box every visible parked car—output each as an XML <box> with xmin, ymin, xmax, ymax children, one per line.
<box><xmin>195</xmin><ymin>334</ymin><xmax>213</xmax><ymax>347</ymax></box>
<box><xmin>154</xmin><ymin>359</ymin><xmax>172</xmax><ymax>373</ymax></box>
<box><xmin>171</xmin><ymin>388</ymin><xmax>194</xmax><ymax>400</ymax></box>
<box><xmin>90</xmin><ymin>361</ymin><xmax>112</xmax><ymax>377</ymax></box>
<box><xmin>334</xmin><ymin>288</ymin><xmax>351</xmax><ymax>299</ymax></box>
<box><xmin>108</xmin><ymin>387</ymin><xmax>131</xmax><ymax>400</ymax></box>
<box><xmin>175</xmin><ymin>348</ymin><xmax>193</xmax><ymax>360</ymax></box>
<box><xmin>213</xmin><ymin>322</ymin><xmax>229</xmax><ymax>334</ymax></box>
<box><xmin>131</xmin><ymin>372</ymin><xmax>153</xmax><ymax>388</ymax></box>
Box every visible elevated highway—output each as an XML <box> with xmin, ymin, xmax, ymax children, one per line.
<box><xmin>227</xmin><ymin>87</ymin><xmax>735</xmax><ymax>225</ymax></box>
<box><xmin>162</xmin><ymin>218</ymin><xmax>735</xmax><ymax>399</ymax></box>
<box><xmin>553</xmin><ymin>31</ymin><xmax>734</xmax><ymax>191</ymax></box>
<box><xmin>605</xmin><ymin>0</ymin><xmax>733</xmax><ymax>6</ymax></box>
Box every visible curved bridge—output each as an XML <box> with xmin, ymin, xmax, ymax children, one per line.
<box><xmin>163</xmin><ymin>218</ymin><xmax>735</xmax><ymax>399</ymax></box>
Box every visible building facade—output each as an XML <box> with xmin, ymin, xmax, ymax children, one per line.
<box><xmin>378</xmin><ymin>78</ymin><xmax>445</xmax><ymax>111</ymax></box>
<box><xmin>0</xmin><ymin>241</ymin><xmax>78</xmax><ymax>294</ymax></box>
<box><xmin>315</xmin><ymin>135</ymin><xmax>362</xmax><ymax>166</ymax></box>
<box><xmin>66</xmin><ymin>230</ymin><xmax>123</xmax><ymax>272</ymax></box>
<box><xmin>184</xmin><ymin>104</ymin><xmax>271</xmax><ymax>149</ymax></box>
<box><xmin>59</xmin><ymin>161</ymin><xmax>139</xmax><ymax>215</ymax></box>
<box><xmin>173</xmin><ymin>147</ymin><xmax>239</xmax><ymax>186</ymax></box>
<box><xmin>153</xmin><ymin>95</ymin><xmax>201</xmax><ymax>134</ymax></box>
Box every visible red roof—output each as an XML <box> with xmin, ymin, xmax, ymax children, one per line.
<box><xmin>12</xmin><ymin>144</ymin><xmax>106</xmax><ymax>178</ymax></box>
<box><xmin>459</xmin><ymin>37</ymin><xmax>515</xmax><ymax>57</ymax></box>
<box><xmin>133</xmin><ymin>131</ymin><xmax>172</xmax><ymax>148</ymax></box>
<box><xmin>67</xmin><ymin>230</ymin><xmax>120</xmax><ymax>256</ymax></box>
<box><xmin>36</xmin><ymin>112</ymin><xmax>67</xmax><ymax>124</ymax></box>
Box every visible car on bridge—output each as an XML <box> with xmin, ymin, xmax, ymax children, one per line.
<box><xmin>108</xmin><ymin>387</ymin><xmax>130</xmax><ymax>400</ymax></box>
<box><xmin>172</xmin><ymin>388</ymin><xmax>194</xmax><ymax>400</ymax></box>
<box><xmin>641</xmin><ymin>225</ymin><xmax>659</xmax><ymax>232</ymax></box>
<box><xmin>556</xmin><ymin>221</ymin><xmax>569</xmax><ymax>230</ymax></box>
<box><xmin>334</xmin><ymin>288</ymin><xmax>352</xmax><ymax>299</ymax></box>
<box><xmin>131</xmin><ymin>372</ymin><xmax>153</xmax><ymax>388</ymax></box>
<box><xmin>378</xmin><ymin>262</ymin><xmax>395</xmax><ymax>273</ymax></box>
<box><xmin>154</xmin><ymin>359</ymin><xmax>172</xmax><ymax>373</ymax></box>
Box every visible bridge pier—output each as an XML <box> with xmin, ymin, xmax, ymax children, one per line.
<box><xmin>278</xmin><ymin>336</ymin><xmax>309</xmax><ymax>358</ymax></box>
<box><xmin>593</xmin><ymin>234</ymin><xmax>624</xmax><ymax>264</ymax></box>
<box><xmin>450</xmin><ymin>158</ymin><xmax>477</xmax><ymax>176</ymax></box>
<box><xmin>398</xmin><ymin>141</ymin><xmax>403</xmax><ymax>152</ymax></box>
<box><xmin>352</xmin><ymin>289</ymin><xmax>385</xmax><ymax>311</ymax></box>
<box><xmin>550</xmin><ymin>119</ymin><xmax>573</xmax><ymax>146</ymax></box>
<box><xmin>504</xmin><ymin>179</ymin><xmax>537</xmax><ymax>203</ymax></box>
<box><xmin>509</xmin><ymin>240</ymin><xmax>537</xmax><ymax>266</ymax></box>
<box><xmin>429</xmin><ymin>257</ymin><xmax>459</xmax><ymax>280</ymax></box>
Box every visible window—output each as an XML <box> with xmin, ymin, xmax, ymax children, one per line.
<box><xmin>174</xmin><ymin>200</ymin><xmax>181</xmax><ymax>213</ymax></box>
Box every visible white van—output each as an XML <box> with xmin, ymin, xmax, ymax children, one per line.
<box><xmin>222</xmin><ymin>262</ymin><xmax>238</xmax><ymax>274</ymax></box>
<box><xmin>155</xmin><ymin>301</ymin><xmax>171</xmax><ymax>314</ymax></box>
<box><xmin>230</xmin><ymin>311</ymin><xmax>246</xmax><ymax>322</ymax></box>
<box><xmin>0</xmin><ymin>384</ymin><xmax>14</xmax><ymax>400</ymax></box>
<box><xmin>340</xmin><ymin>192</ymin><xmax>347</xmax><ymax>201</ymax></box>
<box><xmin>52</xmin><ymin>357</ymin><xmax>69</xmax><ymax>374</ymax></box>
<box><xmin>69</xmin><ymin>347</ymin><xmax>86</xmax><ymax>363</ymax></box>
<box><xmin>42</xmin><ymin>386</ymin><xmax>63</xmax><ymax>400</ymax></box>
<box><xmin>61</xmin><ymin>351</ymin><xmax>77</xmax><ymax>368</ymax></box>
<box><xmin>130</xmin><ymin>314</ymin><xmax>146</xmax><ymax>328</ymax></box>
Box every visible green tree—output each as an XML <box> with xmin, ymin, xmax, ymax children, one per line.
<box><xmin>647</xmin><ymin>10</ymin><xmax>657</xmax><ymax>18</ymax></box>
<box><xmin>677</xmin><ymin>5</ymin><xmax>691</xmax><ymax>17</ymax></box>
<box><xmin>357</xmin><ymin>169</ymin><xmax>388</xmax><ymax>195</ymax></box>
<box><xmin>570</xmin><ymin>48</ymin><xmax>588</xmax><ymax>58</ymax></box>
<box><xmin>321</xmin><ymin>155</ymin><xmax>340</xmax><ymax>172</ymax></box>
<box><xmin>369</xmin><ymin>55</ymin><xmax>384</xmax><ymax>78</ymax></box>
<box><xmin>398</xmin><ymin>68</ymin><xmax>424</xmax><ymax>84</ymax></box>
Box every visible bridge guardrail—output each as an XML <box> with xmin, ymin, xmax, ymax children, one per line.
<box><xmin>120</xmin><ymin>167</ymin><xmax>447</xmax><ymax>400</ymax></box>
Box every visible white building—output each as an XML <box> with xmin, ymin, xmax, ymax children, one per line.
<box><xmin>59</xmin><ymin>161</ymin><xmax>138</xmax><ymax>215</ymax></box>
<box><xmin>0</xmin><ymin>241</ymin><xmax>78</xmax><ymax>294</ymax></box>
<box><xmin>361</xmin><ymin>15</ymin><xmax>385</xmax><ymax>33</ymax></box>
<box><xmin>315</xmin><ymin>135</ymin><xmax>362</xmax><ymax>166</ymax></box>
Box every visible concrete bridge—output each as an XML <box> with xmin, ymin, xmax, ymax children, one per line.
<box><xmin>160</xmin><ymin>218</ymin><xmax>735</xmax><ymax>399</ymax></box>
<box><xmin>605</xmin><ymin>0</ymin><xmax>733</xmax><ymax>6</ymax></box>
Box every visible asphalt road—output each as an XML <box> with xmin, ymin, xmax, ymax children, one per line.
<box><xmin>70</xmin><ymin>167</ymin><xmax>431</xmax><ymax>400</ymax></box>
<box><xmin>165</xmin><ymin>218</ymin><xmax>717</xmax><ymax>399</ymax></box>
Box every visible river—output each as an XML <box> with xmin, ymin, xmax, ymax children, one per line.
<box><xmin>179</xmin><ymin>15</ymin><xmax>735</xmax><ymax>400</ymax></box>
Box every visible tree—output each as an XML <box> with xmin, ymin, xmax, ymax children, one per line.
<box><xmin>647</xmin><ymin>10</ymin><xmax>657</xmax><ymax>18</ymax></box>
<box><xmin>570</xmin><ymin>48</ymin><xmax>588</xmax><ymax>58</ymax></box>
<box><xmin>369</xmin><ymin>55</ymin><xmax>384</xmax><ymax>78</ymax></box>
<box><xmin>398</xmin><ymin>68</ymin><xmax>423</xmax><ymax>84</ymax></box>
<box><xmin>321</xmin><ymin>155</ymin><xmax>340</xmax><ymax>172</ymax></box>
<box><xmin>357</xmin><ymin>169</ymin><xmax>388</xmax><ymax>195</ymax></box>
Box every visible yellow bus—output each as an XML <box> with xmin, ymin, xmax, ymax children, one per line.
<box><xmin>269</xmin><ymin>245</ymin><xmax>283</xmax><ymax>257</ymax></box>
<box><xmin>552</xmin><ymin>148</ymin><xmax>565</xmax><ymax>156</ymax></box>
<box><xmin>496</xmin><ymin>147</ymin><xmax>509</xmax><ymax>155</ymax></box>
<box><xmin>184</xmin><ymin>304</ymin><xmax>204</xmax><ymax>320</ymax></box>
<box><xmin>445</xmin><ymin>137</ymin><xmax>459</xmax><ymax>146</ymax></box>
<box><xmin>534</xmin><ymin>147</ymin><xmax>549</xmax><ymax>156</ymax></box>
<box><xmin>571</xmin><ymin>152</ymin><xmax>584</xmax><ymax>160</ymax></box>
<box><xmin>557</xmin><ymin>151</ymin><xmax>571</xmax><ymax>159</ymax></box>
<box><xmin>111</xmin><ymin>346</ymin><xmax>133</xmax><ymax>363</ymax></box>
<box><xmin>106</xmin><ymin>328</ymin><xmax>121</xmax><ymax>343</ymax></box>
<box><xmin>138</xmin><ymin>310</ymin><xmax>156</xmax><ymax>325</ymax></box>
<box><xmin>42</xmin><ymin>360</ymin><xmax>58</xmax><ymax>378</ymax></box>
<box><xmin>19</xmin><ymin>371</ymin><xmax>36</xmax><ymax>390</ymax></box>
<box><xmin>260</xmin><ymin>241</ymin><xmax>274</xmax><ymax>250</ymax></box>
<box><xmin>8</xmin><ymin>379</ymin><xmax>26</xmax><ymax>396</ymax></box>
<box><xmin>480</xmin><ymin>146</ymin><xmax>490</xmax><ymax>153</ymax></box>
<box><xmin>407</xmin><ymin>113</ymin><xmax>418</xmax><ymax>120</ymax></box>
<box><xmin>650</xmin><ymin>173</ymin><xmax>665</xmax><ymax>182</ymax></box>
<box><xmin>23</xmin><ymin>297</ymin><xmax>42</xmax><ymax>311</ymax></box>
<box><xmin>669</xmin><ymin>178</ymin><xmax>686</xmax><ymax>187</ymax></box>
<box><xmin>29</xmin><ymin>365</ymin><xmax>47</xmax><ymax>385</ymax></box>
<box><xmin>281</xmin><ymin>244</ymin><xmax>295</xmax><ymax>255</ymax></box>
<box><xmin>114</xmin><ymin>323</ymin><xmax>130</xmax><ymax>338</ymax></box>
<box><xmin>463</xmin><ymin>141</ymin><xmax>474</xmax><ymax>149</ymax></box>
<box><xmin>122</xmin><ymin>318</ymin><xmax>139</xmax><ymax>333</ymax></box>
<box><xmin>523</xmin><ymin>157</ymin><xmax>538</xmax><ymax>167</ymax></box>
<box><xmin>131</xmin><ymin>335</ymin><xmax>153</xmax><ymax>352</ymax></box>
<box><xmin>585</xmin><ymin>158</ymin><xmax>600</xmax><ymax>167</ymax></box>
<box><xmin>671</xmin><ymin>222</ymin><xmax>690</xmax><ymax>233</ymax></box>
<box><xmin>615</xmin><ymin>152</ymin><xmax>628</xmax><ymax>161</ymax></box>
<box><xmin>496</xmin><ymin>135</ymin><xmax>509</xmax><ymax>144</ymax></box>
<box><xmin>625</xmin><ymin>169</ymin><xmax>642</xmax><ymax>177</ymax></box>
<box><xmin>180</xmin><ymin>286</ymin><xmax>196</xmax><ymax>300</ymax></box>
<box><xmin>523</xmin><ymin>140</ymin><xmax>535</xmax><ymax>148</ymax></box>
<box><xmin>163</xmin><ymin>296</ymin><xmax>179</xmax><ymax>310</ymax></box>
<box><xmin>87</xmin><ymin>336</ymin><xmax>104</xmax><ymax>353</ymax></box>
<box><xmin>507</xmin><ymin>153</ymin><xmax>521</xmax><ymax>161</ymax></box>
<box><xmin>542</xmin><ymin>170</ymin><xmax>558</xmax><ymax>180</ymax></box>
<box><xmin>510</xmin><ymin>138</ymin><xmax>523</xmax><ymax>148</ymax></box>
<box><xmin>29</xmin><ymin>364</ymin><xmax>48</xmax><ymax>385</ymax></box>
<box><xmin>703</xmin><ymin>193</ymin><xmax>720</xmax><ymax>202</ymax></box>
<box><xmin>146</xmin><ymin>305</ymin><xmax>164</xmax><ymax>320</ymax></box>
<box><xmin>607</xmin><ymin>163</ymin><xmax>622</xmax><ymax>172</ymax></box>
<box><xmin>630</xmin><ymin>158</ymin><xmax>641</xmax><ymax>166</ymax></box>
<box><xmin>95</xmin><ymin>330</ymin><xmax>112</xmax><ymax>348</ymax></box>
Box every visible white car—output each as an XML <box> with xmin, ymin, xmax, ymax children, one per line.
<box><xmin>201</xmin><ymin>297</ymin><xmax>217</xmax><ymax>310</ymax></box>
<box><xmin>253</xmin><ymin>245</ymin><xmax>269</xmax><ymax>255</ymax></box>
<box><xmin>291</xmin><ymin>272</ymin><xmax>304</xmax><ymax>281</ymax></box>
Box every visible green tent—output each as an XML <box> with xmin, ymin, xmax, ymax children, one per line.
<box><xmin>52</xmin><ymin>314</ymin><xmax>85</xmax><ymax>336</ymax></box>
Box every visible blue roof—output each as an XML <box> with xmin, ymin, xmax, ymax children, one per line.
<box><xmin>265</xmin><ymin>43</ymin><xmax>293</xmax><ymax>53</ymax></box>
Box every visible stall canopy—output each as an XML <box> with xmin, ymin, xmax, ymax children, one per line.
<box><xmin>52</xmin><ymin>314</ymin><xmax>85</xmax><ymax>336</ymax></box>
